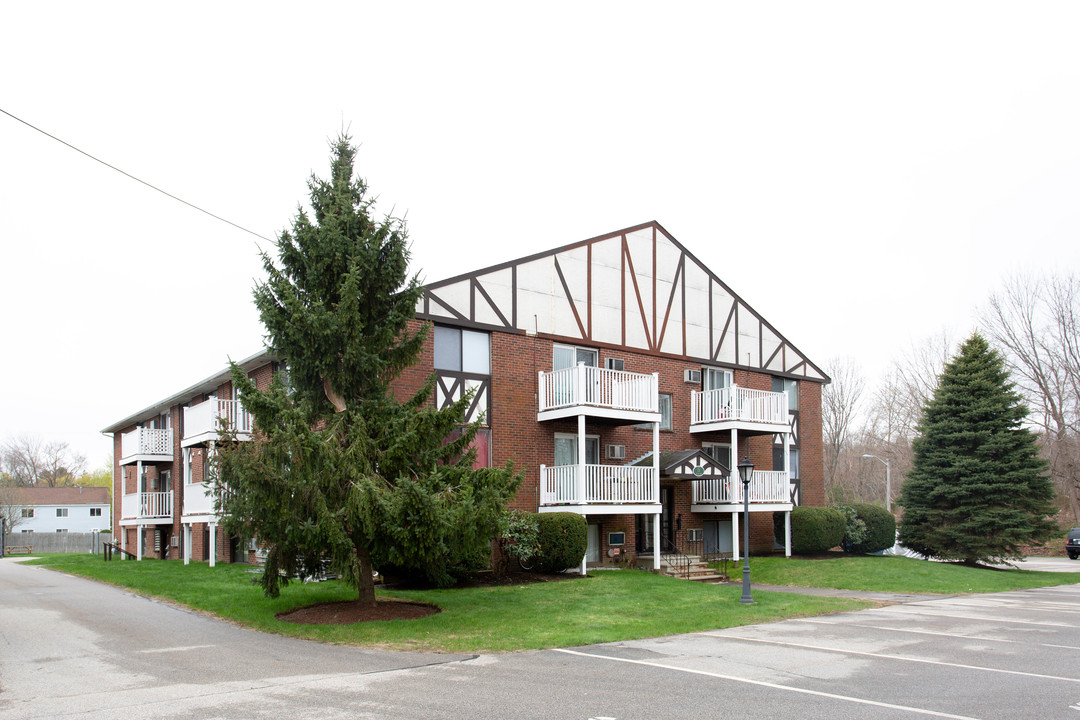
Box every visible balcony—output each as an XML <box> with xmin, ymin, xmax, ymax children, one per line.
<box><xmin>690</xmin><ymin>385</ymin><xmax>789</xmax><ymax>435</ymax></box>
<box><xmin>691</xmin><ymin>470</ymin><xmax>791</xmax><ymax>510</ymax></box>
<box><xmin>538</xmin><ymin>364</ymin><xmax>660</xmax><ymax>423</ymax></box>
<box><xmin>539</xmin><ymin>463</ymin><xmax>658</xmax><ymax>514</ymax></box>
<box><xmin>182</xmin><ymin>398</ymin><xmax>252</xmax><ymax>447</ymax></box>
<box><xmin>182</xmin><ymin>481</ymin><xmax>218</xmax><ymax>521</ymax></box>
<box><xmin>119</xmin><ymin>491</ymin><xmax>174</xmax><ymax>524</ymax></box>
<box><xmin>119</xmin><ymin>428</ymin><xmax>174</xmax><ymax>465</ymax></box>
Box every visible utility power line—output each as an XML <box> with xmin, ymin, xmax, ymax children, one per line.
<box><xmin>0</xmin><ymin>106</ymin><xmax>275</xmax><ymax>246</ymax></box>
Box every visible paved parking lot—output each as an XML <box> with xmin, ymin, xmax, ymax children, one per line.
<box><xmin>3</xmin><ymin>558</ymin><xmax>1080</xmax><ymax>719</ymax></box>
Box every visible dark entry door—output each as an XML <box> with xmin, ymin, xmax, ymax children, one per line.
<box><xmin>636</xmin><ymin>486</ymin><xmax>674</xmax><ymax>552</ymax></box>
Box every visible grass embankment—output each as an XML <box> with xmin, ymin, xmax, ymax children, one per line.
<box><xmin>28</xmin><ymin>554</ymin><xmax>866</xmax><ymax>652</ymax></box>
<box><xmin>747</xmin><ymin>554</ymin><xmax>1080</xmax><ymax>594</ymax></box>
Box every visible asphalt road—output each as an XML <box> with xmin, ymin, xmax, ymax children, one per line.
<box><xmin>3</xmin><ymin>557</ymin><xmax>1080</xmax><ymax>719</ymax></box>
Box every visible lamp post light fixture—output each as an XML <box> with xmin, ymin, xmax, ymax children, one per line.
<box><xmin>737</xmin><ymin>457</ymin><xmax>755</xmax><ymax>604</ymax></box>
<box><xmin>861</xmin><ymin>454</ymin><xmax>891</xmax><ymax>512</ymax></box>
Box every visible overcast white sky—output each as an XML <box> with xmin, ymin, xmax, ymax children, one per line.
<box><xmin>2</xmin><ymin>2</ymin><xmax>1079</xmax><ymax>470</ymax></box>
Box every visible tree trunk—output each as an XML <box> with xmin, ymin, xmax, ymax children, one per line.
<box><xmin>356</xmin><ymin>546</ymin><xmax>376</xmax><ymax>606</ymax></box>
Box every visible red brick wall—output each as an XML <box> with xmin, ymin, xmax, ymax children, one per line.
<box><xmin>400</xmin><ymin>321</ymin><xmax>825</xmax><ymax>557</ymax></box>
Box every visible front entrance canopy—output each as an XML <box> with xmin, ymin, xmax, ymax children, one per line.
<box><xmin>629</xmin><ymin>449</ymin><xmax>729</xmax><ymax>480</ymax></box>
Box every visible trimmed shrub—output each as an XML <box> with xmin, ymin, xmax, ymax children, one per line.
<box><xmin>847</xmin><ymin>503</ymin><xmax>897</xmax><ymax>554</ymax></box>
<box><xmin>534</xmin><ymin>512</ymin><xmax>588</xmax><ymax>572</ymax></box>
<box><xmin>775</xmin><ymin>506</ymin><xmax>846</xmax><ymax>555</ymax></box>
<box><xmin>835</xmin><ymin>504</ymin><xmax>868</xmax><ymax>550</ymax></box>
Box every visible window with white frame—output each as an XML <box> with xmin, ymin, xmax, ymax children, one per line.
<box><xmin>21</xmin><ymin>508</ymin><xmax>33</xmax><ymax>518</ymax></box>
<box><xmin>703</xmin><ymin>367</ymin><xmax>732</xmax><ymax>391</ymax></box>
<box><xmin>554</xmin><ymin>344</ymin><xmax>598</xmax><ymax>371</ymax></box>
<box><xmin>56</xmin><ymin>508</ymin><xmax>68</xmax><ymax>518</ymax></box>
<box><xmin>637</xmin><ymin>393</ymin><xmax>672</xmax><ymax>430</ymax></box>
<box><xmin>554</xmin><ymin>433</ymin><xmax>600</xmax><ymax>466</ymax></box>
<box><xmin>90</xmin><ymin>508</ymin><xmax>102</xmax><ymax>517</ymax></box>
<box><xmin>434</xmin><ymin>326</ymin><xmax>490</xmax><ymax>374</ymax></box>
<box><xmin>56</xmin><ymin>529</ymin><xmax>68</xmax><ymax>533</ymax></box>
<box><xmin>772</xmin><ymin>376</ymin><xmax>799</xmax><ymax>411</ymax></box>
<box><xmin>702</xmin><ymin>442</ymin><xmax>732</xmax><ymax>471</ymax></box>
<box><xmin>773</xmin><ymin>446</ymin><xmax>800</xmax><ymax>479</ymax></box>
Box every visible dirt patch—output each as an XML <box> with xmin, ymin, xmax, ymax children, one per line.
<box><xmin>277</xmin><ymin>597</ymin><xmax>440</xmax><ymax>625</ymax></box>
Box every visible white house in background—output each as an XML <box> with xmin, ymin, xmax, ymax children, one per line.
<box><xmin>10</xmin><ymin>487</ymin><xmax>111</xmax><ymax>533</ymax></box>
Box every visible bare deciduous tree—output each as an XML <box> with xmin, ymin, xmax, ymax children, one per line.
<box><xmin>982</xmin><ymin>273</ymin><xmax>1080</xmax><ymax>521</ymax></box>
<box><xmin>822</xmin><ymin>356</ymin><xmax>865</xmax><ymax>488</ymax></box>
<box><xmin>0</xmin><ymin>485</ymin><xmax>29</xmax><ymax>534</ymax></box>
<box><xmin>1</xmin><ymin>435</ymin><xmax>86</xmax><ymax>488</ymax></box>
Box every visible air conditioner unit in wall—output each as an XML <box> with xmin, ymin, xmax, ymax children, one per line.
<box><xmin>684</xmin><ymin>369</ymin><xmax>702</xmax><ymax>384</ymax></box>
<box><xmin>686</xmin><ymin>528</ymin><xmax>703</xmax><ymax>542</ymax></box>
<box><xmin>606</xmin><ymin>444</ymin><xmax>626</xmax><ymax>460</ymax></box>
<box><xmin>605</xmin><ymin>358</ymin><xmax>625</xmax><ymax>371</ymax></box>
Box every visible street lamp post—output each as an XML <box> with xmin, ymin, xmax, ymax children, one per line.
<box><xmin>861</xmin><ymin>454</ymin><xmax>891</xmax><ymax>512</ymax></box>
<box><xmin>738</xmin><ymin>457</ymin><xmax>755</xmax><ymax>604</ymax></box>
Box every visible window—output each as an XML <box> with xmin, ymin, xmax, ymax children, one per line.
<box><xmin>772</xmin><ymin>377</ymin><xmax>799</xmax><ymax>411</ymax></box>
<box><xmin>702</xmin><ymin>442</ymin><xmax>732</xmax><ymax>471</ymax></box>
<box><xmin>56</xmin><ymin>529</ymin><xmax>68</xmax><ymax>534</ymax></box>
<box><xmin>554</xmin><ymin>344</ymin><xmax>598</xmax><ymax>371</ymax></box>
<box><xmin>773</xmin><ymin>446</ymin><xmax>800</xmax><ymax>479</ymax></box>
<box><xmin>21</xmin><ymin>529</ymin><xmax>32</xmax><ymax>534</ymax></box>
<box><xmin>56</xmin><ymin>508</ymin><xmax>68</xmax><ymax>518</ymax></box>
<box><xmin>703</xmin><ymin>367</ymin><xmax>731</xmax><ymax>391</ymax></box>
<box><xmin>21</xmin><ymin>508</ymin><xmax>33</xmax><ymax>519</ymax></box>
<box><xmin>554</xmin><ymin>433</ymin><xmax>600</xmax><ymax>466</ymax></box>
<box><xmin>637</xmin><ymin>393</ymin><xmax>672</xmax><ymax>430</ymax></box>
<box><xmin>90</xmin><ymin>508</ymin><xmax>102</xmax><ymax>517</ymax></box>
<box><xmin>434</xmin><ymin>326</ymin><xmax>490</xmax><ymax>374</ymax></box>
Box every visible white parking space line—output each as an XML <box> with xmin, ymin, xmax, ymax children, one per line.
<box><xmin>880</xmin><ymin>606</ymin><xmax>1078</xmax><ymax>628</ymax></box>
<box><xmin>704</xmin><ymin>634</ymin><xmax>1080</xmax><ymax>684</ymax></box>
<box><xmin>138</xmin><ymin>644</ymin><xmax>217</xmax><ymax>654</ymax></box>
<box><xmin>554</xmin><ymin>648</ymin><xmax>982</xmax><ymax>720</ymax></box>
<box><xmin>797</xmin><ymin>619</ymin><xmax>1020</xmax><ymax>644</ymax></box>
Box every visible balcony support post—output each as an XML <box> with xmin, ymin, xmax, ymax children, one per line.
<box><xmin>208</xmin><ymin>522</ymin><xmax>217</xmax><ymax>568</ymax></box>
<box><xmin>652</xmin><ymin>418</ymin><xmax>660</xmax><ymax>571</ymax></box>
<box><xmin>731</xmin><ymin>509</ymin><xmax>740</xmax><ymax>562</ymax></box>
<box><xmin>183</xmin><ymin>523</ymin><xmax>191</xmax><ymax>565</ymax></box>
<box><xmin>784</xmin><ymin>511</ymin><xmax>792</xmax><ymax>558</ymax></box>
<box><xmin>576</xmin><ymin>414</ymin><xmax>586</xmax><ymax>504</ymax></box>
<box><xmin>137</xmin><ymin>524</ymin><xmax>144</xmax><ymax>562</ymax></box>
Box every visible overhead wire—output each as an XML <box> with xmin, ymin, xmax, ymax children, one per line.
<box><xmin>0</xmin><ymin>106</ymin><xmax>275</xmax><ymax>247</ymax></box>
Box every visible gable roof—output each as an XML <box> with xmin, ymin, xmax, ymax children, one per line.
<box><xmin>14</xmin><ymin>486</ymin><xmax>110</xmax><ymax>506</ymax></box>
<box><xmin>629</xmin><ymin>449</ymin><xmax>730</xmax><ymax>479</ymax></box>
<box><xmin>416</xmin><ymin>221</ymin><xmax>827</xmax><ymax>382</ymax></box>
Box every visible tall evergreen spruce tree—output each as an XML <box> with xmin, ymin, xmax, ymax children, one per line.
<box><xmin>216</xmin><ymin>137</ymin><xmax>519</xmax><ymax>604</ymax></box>
<box><xmin>898</xmin><ymin>333</ymin><xmax>1056</xmax><ymax>565</ymax></box>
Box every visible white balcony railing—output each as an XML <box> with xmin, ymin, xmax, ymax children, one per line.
<box><xmin>538</xmin><ymin>364</ymin><xmax>658</xmax><ymax>414</ymax></box>
<box><xmin>692</xmin><ymin>470</ymin><xmax>790</xmax><ymax>504</ymax></box>
<box><xmin>183</xmin><ymin>398</ymin><xmax>252</xmax><ymax>441</ymax></box>
<box><xmin>120</xmin><ymin>427</ymin><xmax>173</xmax><ymax>460</ymax></box>
<box><xmin>121</xmin><ymin>491</ymin><xmax>174</xmax><ymax>520</ymax></box>
<box><xmin>690</xmin><ymin>386</ymin><xmax>787</xmax><ymax>427</ymax></box>
<box><xmin>539</xmin><ymin>464</ymin><xmax>657</xmax><ymax>505</ymax></box>
<box><xmin>183</xmin><ymin>482</ymin><xmax>215</xmax><ymax>517</ymax></box>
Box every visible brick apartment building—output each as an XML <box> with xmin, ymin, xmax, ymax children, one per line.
<box><xmin>102</xmin><ymin>221</ymin><xmax>828</xmax><ymax>569</ymax></box>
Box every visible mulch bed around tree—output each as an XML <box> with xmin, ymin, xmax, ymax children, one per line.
<box><xmin>276</xmin><ymin>569</ymin><xmax>585</xmax><ymax>625</ymax></box>
<box><xmin>277</xmin><ymin>597</ymin><xmax>440</xmax><ymax>624</ymax></box>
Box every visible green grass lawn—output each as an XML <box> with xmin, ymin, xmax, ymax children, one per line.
<box><xmin>26</xmin><ymin>554</ymin><xmax>867</xmax><ymax>652</ymax></box>
<box><xmin>745</xmin><ymin>554</ymin><xmax>1080</xmax><ymax>594</ymax></box>
<box><xmin>24</xmin><ymin>553</ymin><xmax>1080</xmax><ymax>653</ymax></box>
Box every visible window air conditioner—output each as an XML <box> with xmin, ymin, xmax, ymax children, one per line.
<box><xmin>605</xmin><ymin>358</ymin><xmax>625</xmax><ymax>371</ymax></box>
<box><xmin>687</xmin><ymin>528</ymin><xmax>703</xmax><ymax>542</ymax></box>
<box><xmin>684</xmin><ymin>369</ymin><xmax>702</xmax><ymax>384</ymax></box>
<box><xmin>606</xmin><ymin>444</ymin><xmax>626</xmax><ymax>460</ymax></box>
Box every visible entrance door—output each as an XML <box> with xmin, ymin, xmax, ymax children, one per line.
<box><xmin>636</xmin><ymin>486</ymin><xmax>674</xmax><ymax>552</ymax></box>
<box><xmin>585</xmin><ymin>523</ymin><xmax>601</xmax><ymax>564</ymax></box>
<box><xmin>703</xmin><ymin>519</ymin><xmax>733</xmax><ymax>555</ymax></box>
